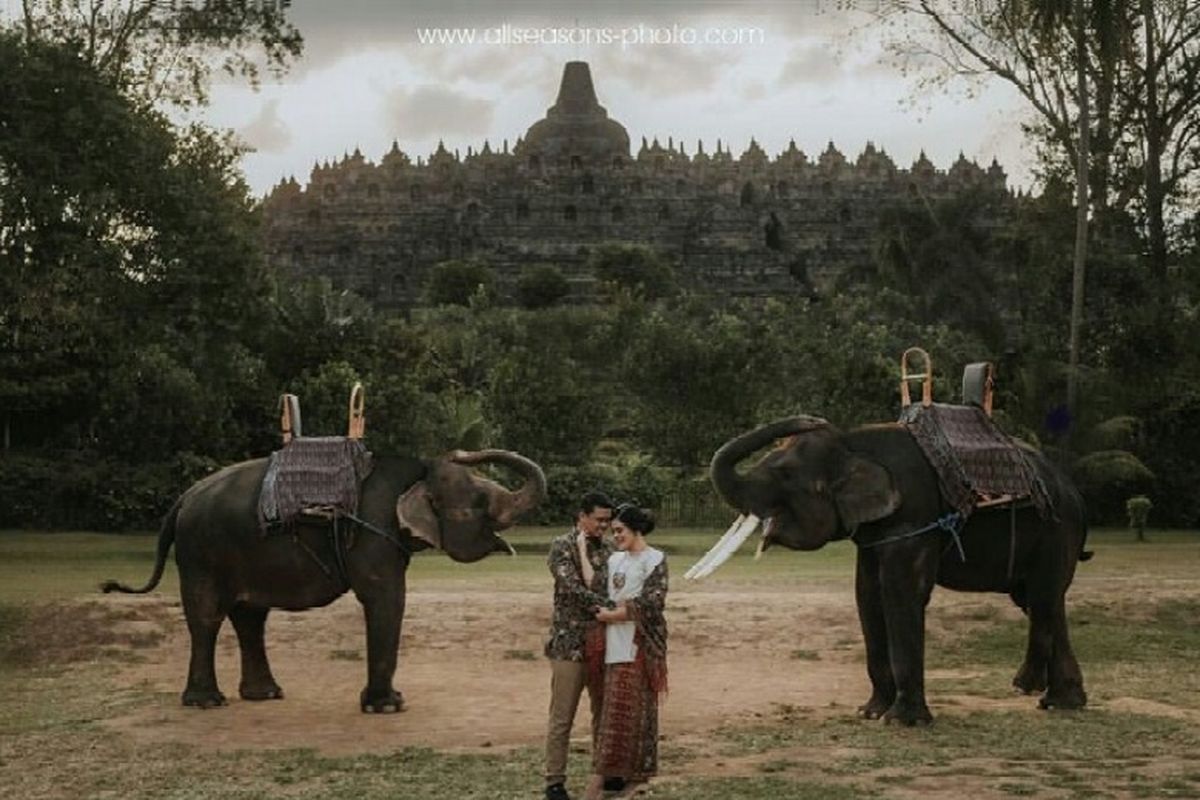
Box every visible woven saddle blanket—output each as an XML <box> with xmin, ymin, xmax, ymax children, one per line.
<box><xmin>899</xmin><ymin>403</ymin><xmax>1050</xmax><ymax>519</ymax></box>
<box><xmin>258</xmin><ymin>437</ymin><xmax>374</xmax><ymax>528</ymax></box>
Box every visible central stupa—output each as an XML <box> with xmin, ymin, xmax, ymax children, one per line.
<box><xmin>516</xmin><ymin>61</ymin><xmax>631</xmax><ymax>166</ymax></box>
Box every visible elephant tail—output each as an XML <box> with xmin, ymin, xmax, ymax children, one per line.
<box><xmin>100</xmin><ymin>498</ymin><xmax>181</xmax><ymax>594</ymax></box>
<box><xmin>1079</xmin><ymin>521</ymin><xmax>1094</xmax><ymax>562</ymax></box>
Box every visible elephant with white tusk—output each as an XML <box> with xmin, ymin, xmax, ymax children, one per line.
<box><xmin>691</xmin><ymin>416</ymin><xmax>1090</xmax><ymax>726</ymax></box>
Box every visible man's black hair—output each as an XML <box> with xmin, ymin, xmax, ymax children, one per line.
<box><xmin>578</xmin><ymin>491</ymin><xmax>615</xmax><ymax>515</ymax></box>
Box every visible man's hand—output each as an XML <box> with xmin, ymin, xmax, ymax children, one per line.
<box><xmin>577</xmin><ymin>530</ymin><xmax>596</xmax><ymax>587</ymax></box>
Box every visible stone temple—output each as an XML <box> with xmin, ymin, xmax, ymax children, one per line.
<box><xmin>261</xmin><ymin>61</ymin><xmax>1011</xmax><ymax>308</ymax></box>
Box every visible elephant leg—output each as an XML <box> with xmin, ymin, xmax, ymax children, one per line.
<box><xmin>180</xmin><ymin>578</ymin><xmax>229</xmax><ymax>708</ymax></box>
<box><xmin>1038</xmin><ymin>597</ymin><xmax>1087</xmax><ymax>710</ymax></box>
<box><xmin>1012</xmin><ymin>600</ymin><xmax>1051</xmax><ymax>695</ymax></box>
<box><xmin>357</xmin><ymin>578</ymin><xmax>407</xmax><ymax>714</ymax></box>
<box><xmin>229</xmin><ymin>605</ymin><xmax>283</xmax><ymax>701</ymax></box>
<box><xmin>878</xmin><ymin>545</ymin><xmax>936</xmax><ymax>726</ymax></box>
<box><xmin>855</xmin><ymin>548</ymin><xmax>894</xmax><ymax>719</ymax></box>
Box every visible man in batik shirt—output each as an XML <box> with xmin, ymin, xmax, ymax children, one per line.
<box><xmin>543</xmin><ymin>491</ymin><xmax>614</xmax><ymax>800</ymax></box>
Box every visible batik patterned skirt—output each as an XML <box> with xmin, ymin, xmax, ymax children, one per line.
<box><xmin>592</xmin><ymin>659</ymin><xmax>659</xmax><ymax>781</ymax></box>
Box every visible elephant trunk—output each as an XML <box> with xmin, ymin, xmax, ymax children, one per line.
<box><xmin>452</xmin><ymin>449</ymin><xmax>547</xmax><ymax>528</ymax></box>
<box><xmin>709</xmin><ymin>416</ymin><xmax>829</xmax><ymax>511</ymax></box>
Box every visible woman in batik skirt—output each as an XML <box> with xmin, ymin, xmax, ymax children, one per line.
<box><xmin>582</xmin><ymin>503</ymin><xmax>668</xmax><ymax>800</ymax></box>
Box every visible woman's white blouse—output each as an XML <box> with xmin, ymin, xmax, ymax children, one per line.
<box><xmin>604</xmin><ymin>547</ymin><xmax>665</xmax><ymax>664</ymax></box>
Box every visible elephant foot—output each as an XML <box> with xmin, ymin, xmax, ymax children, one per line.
<box><xmin>1012</xmin><ymin>666</ymin><xmax>1048</xmax><ymax>695</ymax></box>
<box><xmin>240</xmin><ymin>683</ymin><xmax>284</xmax><ymax>701</ymax></box>
<box><xmin>360</xmin><ymin>688</ymin><xmax>406</xmax><ymax>714</ymax></box>
<box><xmin>1038</xmin><ymin>685</ymin><xmax>1087</xmax><ymax>711</ymax></box>
<box><xmin>883</xmin><ymin>698</ymin><xmax>933</xmax><ymax>727</ymax></box>
<box><xmin>857</xmin><ymin>692</ymin><xmax>895</xmax><ymax>720</ymax></box>
<box><xmin>182</xmin><ymin>688</ymin><xmax>227</xmax><ymax>709</ymax></box>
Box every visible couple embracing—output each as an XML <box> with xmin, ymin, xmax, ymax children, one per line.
<box><xmin>543</xmin><ymin>492</ymin><xmax>669</xmax><ymax>800</ymax></box>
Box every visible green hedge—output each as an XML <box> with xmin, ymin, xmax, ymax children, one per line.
<box><xmin>525</xmin><ymin>462</ymin><xmax>667</xmax><ymax>526</ymax></box>
<box><xmin>0</xmin><ymin>452</ymin><xmax>218</xmax><ymax>531</ymax></box>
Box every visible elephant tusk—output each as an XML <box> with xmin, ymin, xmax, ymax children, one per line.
<box><xmin>688</xmin><ymin>514</ymin><xmax>760</xmax><ymax>580</ymax></box>
<box><xmin>685</xmin><ymin>514</ymin><xmax>744</xmax><ymax>580</ymax></box>
<box><xmin>755</xmin><ymin>516</ymin><xmax>776</xmax><ymax>561</ymax></box>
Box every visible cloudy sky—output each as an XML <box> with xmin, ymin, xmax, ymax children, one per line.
<box><xmin>200</xmin><ymin>0</ymin><xmax>1033</xmax><ymax>196</ymax></box>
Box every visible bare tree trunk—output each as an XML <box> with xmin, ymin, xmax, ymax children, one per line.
<box><xmin>1067</xmin><ymin>0</ymin><xmax>1091</xmax><ymax>426</ymax></box>
<box><xmin>1141</xmin><ymin>0</ymin><xmax>1168</xmax><ymax>298</ymax></box>
<box><xmin>1092</xmin><ymin>1</ymin><xmax>1119</xmax><ymax>217</ymax></box>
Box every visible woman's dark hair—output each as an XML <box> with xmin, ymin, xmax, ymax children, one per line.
<box><xmin>614</xmin><ymin>503</ymin><xmax>655</xmax><ymax>535</ymax></box>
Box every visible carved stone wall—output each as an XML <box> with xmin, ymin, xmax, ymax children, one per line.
<box><xmin>261</xmin><ymin>62</ymin><xmax>1012</xmax><ymax>308</ymax></box>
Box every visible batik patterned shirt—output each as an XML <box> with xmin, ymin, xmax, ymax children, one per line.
<box><xmin>544</xmin><ymin>529</ymin><xmax>612</xmax><ymax>662</ymax></box>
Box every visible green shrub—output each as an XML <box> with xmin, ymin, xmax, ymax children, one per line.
<box><xmin>515</xmin><ymin>265</ymin><xmax>571</xmax><ymax>309</ymax></box>
<box><xmin>588</xmin><ymin>243</ymin><xmax>675</xmax><ymax>301</ymax></box>
<box><xmin>1126</xmin><ymin>495</ymin><xmax>1152</xmax><ymax>541</ymax></box>
<box><xmin>1085</xmin><ymin>416</ymin><xmax>1143</xmax><ymax>452</ymax></box>
<box><xmin>425</xmin><ymin>260</ymin><xmax>495</xmax><ymax>307</ymax></box>
<box><xmin>1073</xmin><ymin>450</ymin><xmax>1156</xmax><ymax>524</ymax></box>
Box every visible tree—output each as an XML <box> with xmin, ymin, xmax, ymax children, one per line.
<box><xmin>287</xmin><ymin>361</ymin><xmax>363</xmax><ymax>439</ymax></box>
<box><xmin>881</xmin><ymin>1</ymin><xmax>1104</xmax><ymax>428</ymax></box>
<box><xmin>864</xmin><ymin>192</ymin><xmax>1010</xmax><ymax>350</ymax></box>
<box><xmin>425</xmin><ymin>260</ymin><xmax>495</xmax><ymax>307</ymax></box>
<box><xmin>13</xmin><ymin>0</ymin><xmax>303</xmax><ymax>109</ymax></box>
<box><xmin>483</xmin><ymin>348</ymin><xmax>608</xmax><ymax>465</ymax></box>
<box><xmin>880</xmin><ymin>1</ymin><xmax>1200</xmax><ymax>437</ymax></box>
<box><xmin>516</xmin><ymin>265</ymin><xmax>571</xmax><ymax>309</ymax></box>
<box><xmin>267</xmin><ymin>278</ymin><xmax>376</xmax><ymax>385</ymax></box>
<box><xmin>0</xmin><ymin>33</ymin><xmax>279</xmax><ymax>459</ymax></box>
<box><xmin>588</xmin><ymin>243</ymin><xmax>676</xmax><ymax>301</ymax></box>
<box><xmin>623</xmin><ymin>309</ymin><xmax>761</xmax><ymax>467</ymax></box>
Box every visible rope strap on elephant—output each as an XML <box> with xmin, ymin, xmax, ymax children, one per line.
<box><xmin>856</xmin><ymin>512</ymin><xmax>967</xmax><ymax>561</ymax></box>
<box><xmin>262</xmin><ymin>508</ymin><xmax>413</xmax><ymax>587</ymax></box>
<box><xmin>899</xmin><ymin>403</ymin><xmax>1051</xmax><ymax>520</ymax></box>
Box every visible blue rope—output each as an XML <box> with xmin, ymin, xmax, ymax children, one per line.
<box><xmin>858</xmin><ymin>511</ymin><xmax>966</xmax><ymax>561</ymax></box>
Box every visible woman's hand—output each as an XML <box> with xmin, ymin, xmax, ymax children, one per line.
<box><xmin>595</xmin><ymin>605</ymin><xmax>627</xmax><ymax>623</ymax></box>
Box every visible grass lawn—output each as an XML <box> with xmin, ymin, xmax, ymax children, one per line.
<box><xmin>0</xmin><ymin>526</ymin><xmax>1197</xmax><ymax>799</ymax></box>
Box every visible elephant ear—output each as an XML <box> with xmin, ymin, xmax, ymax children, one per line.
<box><xmin>833</xmin><ymin>454</ymin><xmax>901</xmax><ymax>532</ymax></box>
<box><xmin>396</xmin><ymin>482</ymin><xmax>441</xmax><ymax>549</ymax></box>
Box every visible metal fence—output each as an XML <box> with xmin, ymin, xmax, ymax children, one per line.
<box><xmin>657</xmin><ymin>482</ymin><xmax>732</xmax><ymax>528</ymax></box>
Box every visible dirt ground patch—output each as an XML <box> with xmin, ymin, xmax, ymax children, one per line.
<box><xmin>95</xmin><ymin>586</ymin><xmax>1064</xmax><ymax>757</ymax></box>
<box><xmin>2</xmin><ymin>600</ymin><xmax>171</xmax><ymax>667</ymax></box>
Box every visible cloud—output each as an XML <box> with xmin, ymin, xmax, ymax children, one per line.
<box><xmin>742</xmin><ymin>80</ymin><xmax>768</xmax><ymax>102</ymax></box>
<box><xmin>418</xmin><ymin>46</ymin><xmax>529</xmax><ymax>86</ymax></box>
<box><xmin>778</xmin><ymin>42</ymin><xmax>845</xmax><ymax>85</ymax></box>
<box><xmin>590</xmin><ymin>44</ymin><xmax>735</xmax><ymax>97</ymax></box>
<box><xmin>237</xmin><ymin>98</ymin><xmax>292</xmax><ymax>153</ymax></box>
<box><xmin>281</xmin><ymin>0</ymin><xmax>813</xmax><ymax>73</ymax></box>
<box><xmin>211</xmin><ymin>0</ymin><xmax>1037</xmax><ymax>195</ymax></box>
<box><xmin>382</xmin><ymin>84</ymin><xmax>496</xmax><ymax>140</ymax></box>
